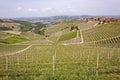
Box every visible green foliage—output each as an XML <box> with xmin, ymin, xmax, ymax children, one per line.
<box><xmin>68</xmin><ymin>23</ymin><xmax>75</xmax><ymax>27</ymax></box>
<box><xmin>35</xmin><ymin>22</ymin><xmax>46</xmax><ymax>28</ymax></box>
<box><xmin>59</xmin><ymin>31</ymin><xmax>77</xmax><ymax>41</ymax></box>
<box><xmin>37</xmin><ymin>29</ymin><xmax>45</xmax><ymax>35</ymax></box>
<box><xmin>14</xmin><ymin>20</ymin><xmax>34</xmax><ymax>32</ymax></box>
<box><xmin>14</xmin><ymin>20</ymin><xmax>46</xmax><ymax>33</ymax></box>
<box><xmin>14</xmin><ymin>20</ymin><xmax>33</xmax><ymax>27</ymax></box>
<box><xmin>33</xmin><ymin>23</ymin><xmax>46</xmax><ymax>34</ymax></box>
<box><xmin>0</xmin><ymin>36</ymin><xmax>28</xmax><ymax>44</ymax></box>
<box><xmin>20</xmin><ymin>26</ymin><xmax>32</xmax><ymax>32</ymax></box>
<box><xmin>0</xmin><ymin>27</ymin><xmax>13</xmax><ymax>31</ymax></box>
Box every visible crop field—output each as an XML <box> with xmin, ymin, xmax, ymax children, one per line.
<box><xmin>0</xmin><ymin>44</ymin><xmax>28</xmax><ymax>56</ymax></box>
<box><xmin>0</xmin><ymin>20</ymin><xmax>120</xmax><ymax>80</ymax></box>
<box><xmin>83</xmin><ymin>22</ymin><xmax>120</xmax><ymax>42</ymax></box>
<box><xmin>0</xmin><ymin>44</ymin><xmax>120</xmax><ymax>80</ymax></box>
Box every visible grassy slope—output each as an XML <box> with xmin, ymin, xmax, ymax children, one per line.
<box><xmin>46</xmin><ymin>20</ymin><xmax>81</xmax><ymax>36</ymax></box>
<box><xmin>59</xmin><ymin>31</ymin><xmax>77</xmax><ymax>41</ymax></box>
<box><xmin>0</xmin><ymin>32</ymin><xmax>11</xmax><ymax>38</ymax></box>
<box><xmin>0</xmin><ymin>20</ymin><xmax>120</xmax><ymax>80</ymax></box>
<box><xmin>0</xmin><ymin>36</ymin><xmax>28</xmax><ymax>44</ymax></box>
<box><xmin>0</xmin><ymin>44</ymin><xmax>28</xmax><ymax>55</ymax></box>
<box><xmin>46</xmin><ymin>20</ymin><xmax>98</xmax><ymax>43</ymax></box>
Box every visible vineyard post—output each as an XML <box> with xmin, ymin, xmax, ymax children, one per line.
<box><xmin>53</xmin><ymin>51</ymin><xmax>56</xmax><ymax>76</ymax></box>
<box><xmin>53</xmin><ymin>55</ymin><xmax>55</xmax><ymax>76</ymax></box>
<box><xmin>17</xmin><ymin>56</ymin><xmax>20</xmax><ymax>68</ymax></box>
<box><xmin>31</xmin><ymin>55</ymin><xmax>34</xmax><ymax>75</ymax></box>
<box><xmin>5</xmin><ymin>56</ymin><xmax>8</xmax><ymax>71</ymax></box>
<box><xmin>87</xmin><ymin>54</ymin><xmax>89</xmax><ymax>71</ymax></box>
<box><xmin>5</xmin><ymin>56</ymin><xmax>8</xmax><ymax>78</ymax></box>
<box><xmin>96</xmin><ymin>50</ymin><xmax>99</xmax><ymax>76</ymax></box>
<box><xmin>118</xmin><ymin>48</ymin><xmax>120</xmax><ymax>69</ymax></box>
<box><xmin>25</xmin><ymin>54</ymin><xmax>28</xmax><ymax>73</ymax></box>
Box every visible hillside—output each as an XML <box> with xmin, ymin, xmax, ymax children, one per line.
<box><xmin>0</xmin><ymin>17</ymin><xmax>120</xmax><ymax>80</ymax></box>
<box><xmin>45</xmin><ymin>17</ymin><xmax>120</xmax><ymax>46</ymax></box>
<box><xmin>0</xmin><ymin>19</ymin><xmax>48</xmax><ymax>44</ymax></box>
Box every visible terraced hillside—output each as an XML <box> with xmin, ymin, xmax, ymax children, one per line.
<box><xmin>0</xmin><ymin>19</ymin><xmax>120</xmax><ymax>80</ymax></box>
<box><xmin>83</xmin><ymin>22</ymin><xmax>120</xmax><ymax>42</ymax></box>
<box><xmin>46</xmin><ymin>20</ymin><xmax>98</xmax><ymax>43</ymax></box>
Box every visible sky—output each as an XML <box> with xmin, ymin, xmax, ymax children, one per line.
<box><xmin>0</xmin><ymin>0</ymin><xmax>120</xmax><ymax>18</ymax></box>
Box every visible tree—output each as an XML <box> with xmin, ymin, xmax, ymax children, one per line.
<box><xmin>38</xmin><ymin>29</ymin><xmax>45</xmax><ymax>35</ymax></box>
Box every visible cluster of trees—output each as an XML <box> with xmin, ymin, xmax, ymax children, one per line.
<box><xmin>0</xmin><ymin>27</ymin><xmax>13</xmax><ymax>31</ymax></box>
<box><xmin>37</xmin><ymin>29</ymin><xmax>45</xmax><ymax>35</ymax></box>
<box><xmin>66</xmin><ymin>23</ymin><xmax>79</xmax><ymax>31</ymax></box>
<box><xmin>14</xmin><ymin>20</ymin><xmax>47</xmax><ymax>35</ymax></box>
<box><xmin>70</xmin><ymin>26</ymin><xmax>79</xmax><ymax>31</ymax></box>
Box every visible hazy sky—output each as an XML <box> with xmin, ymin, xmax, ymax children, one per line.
<box><xmin>0</xmin><ymin>0</ymin><xmax>120</xmax><ymax>18</ymax></box>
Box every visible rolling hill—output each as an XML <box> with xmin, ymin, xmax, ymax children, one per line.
<box><xmin>0</xmin><ymin>17</ymin><xmax>120</xmax><ymax>80</ymax></box>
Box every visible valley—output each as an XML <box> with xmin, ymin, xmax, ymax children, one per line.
<box><xmin>0</xmin><ymin>16</ymin><xmax>120</xmax><ymax>80</ymax></box>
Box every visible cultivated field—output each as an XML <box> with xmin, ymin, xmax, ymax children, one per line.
<box><xmin>0</xmin><ymin>45</ymin><xmax>119</xmax><ymax>80</ymax></box>
<box><xmin>0</xmin><ymin>20</ymin><xmax>120</xmax><ymax>80</ymax></box>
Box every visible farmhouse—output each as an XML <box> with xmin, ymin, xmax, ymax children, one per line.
<box><xmin>98</xmin><ymin>17</ymin><xmax>118</xmax><ymax>24</ymax></box>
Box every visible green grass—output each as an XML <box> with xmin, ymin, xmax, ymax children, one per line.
<box><xmin>59</xmin><ymin>31</ymin><xmax>77</xmax><ymax>41</ymax></box>
<box><xmin>0</xmin><ymin>20</ymin><xmax>120</xmax><ymax>80</ymax></box>
<box><xmin>48</xmin><ymin>36</ymin><xmax>59</xmax><ymax>42</ymax></box>
<box><xmin>0</xmin><ymin>44</ymin><xmax>28</xmax><ymax>55</ymax></box>
<box><xmin>0</xmin><ymin>45</ymin><xmax>119</xmax><ymax>80</ymax></box>
<box><xmin>0</xmin><ymin>36</ymin><xmax>28</xmax><ymax>44</ymax></box>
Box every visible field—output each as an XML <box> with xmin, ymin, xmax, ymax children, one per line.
<box><xmin>83</xmin><ymin>22</ymin><xmax>120</xmax><ymax>42</ymax></box>
<box><xmin>0</xmin><ymin>20</ymin><xmax>120</xmax><ymax>80</ymax></box>
<box><xmin>0</xmin><ymin>36</ymin><xmax>28</xmax><ymax>44</ymax></box>
<box><xmin>58</xmin><ymin>31</ymin><xmax>77</xmax><ymax>41</ymax></box>
<box><xmin>0</xmin><ymin>45</ymin><xmax>119</xmax><ymax>80</ymax></box>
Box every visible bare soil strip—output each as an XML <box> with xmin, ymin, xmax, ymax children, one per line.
<box><xmin>80</xmin><ymin>30</ymin><xmax>84</xmax><ymax>43</ymax></box>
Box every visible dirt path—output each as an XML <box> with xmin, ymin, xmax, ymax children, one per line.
<box><xmin>80</xmin><ymin>30</ymin><xmax>84</xmax><ymax>43</ymax></box>
<box><xmin>56</xmin><ymin>31</ymin><xmax>63</xmax><ymax>42</ymax></box>
<box><xmin>0</xmin><ymin>45</ymin><xmax>32</xmax><ymax>56</ymax></box>
<box><xmin>76</xmin><ymin>30</ymin><xmax>79</xmax><ymax>38</ymax></box>
<box><xmin>63</xmin><ymin>30</ymin><xmax>82</xmax><ymax>45</ymax></box>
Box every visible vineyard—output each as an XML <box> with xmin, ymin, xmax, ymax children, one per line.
<box><xmin>0</xmin><ymin>20</ymin><xmax>120</xmax><ymax>80</ymax></box>
<box><xmin>0</xmin><ymin>45</ymin><xmax>120</xmax><ymax>80</ymax></box>
<box><xmin>83</xmin><ymin>22</ymin><xmax>120</xmax><ymax>42</ymax></box>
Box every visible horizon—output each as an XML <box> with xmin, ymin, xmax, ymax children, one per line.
<box><xmin>1</xmin><ymin>15</ymin><xmax>120</xmax><ymax>19</ymax></box>
<box><xmin>0</xmin><ymin>0</ymin><xmax>120</xmax><ymax>18</ymax></box>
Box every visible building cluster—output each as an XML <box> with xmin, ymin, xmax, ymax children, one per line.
<box><xmin>84</xmin><ymin>17</ymin><xmax>118</xmax><ymax>24</ymax></box>
<box><xmin>97</xmin><ymin>17</ymin><xmax>118</xmax><ymax>24</ymax></box>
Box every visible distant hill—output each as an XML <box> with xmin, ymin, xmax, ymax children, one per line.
<box><xmin>12</xmin><ymin>15</ymin><xmax>120</xmax><ymax>23</ymax></box>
